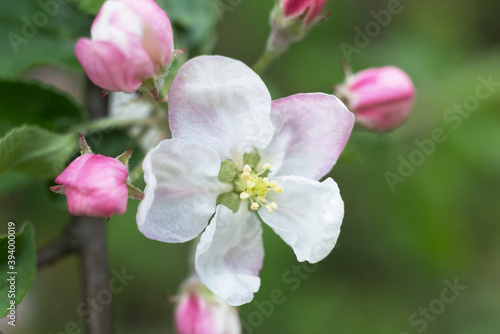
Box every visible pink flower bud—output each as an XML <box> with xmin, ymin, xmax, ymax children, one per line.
<box><xmin>336</xmin><ymin>66</ymin><xmax>415</xmax><ymax>132</ymax></box>
<box><xmin>264</xmin><ymin>0</ymin><xmax>328</xmax><ymax>59</ymax></box>
<box><xmin>52</xmin><ymin>153</ymin><xmax>129</xmax><ymax>218</ymax></box>
<box><xmin>175</xmin><ymin>278</ymin><xmax>241</xmax><ymax>334</ymax></box>
<box><xmin>281</xmin><ymin>0</ymin><xmax>328</xmax><ymax>25</ymax></box>
<box><xmin>75</xmin><ymin>0</ymin><xmax>174</xmax><ymax>94</ymax></box>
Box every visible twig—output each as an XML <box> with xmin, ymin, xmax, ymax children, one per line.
<box><xmin>37</xmin><ymin>81</ymin><xmax>115</xmax><ymax>334</ymax></box>
<box><xmin>36</xmin><ymin>228</ymin><xmax>76</xmax><ymax>268</ymax></box>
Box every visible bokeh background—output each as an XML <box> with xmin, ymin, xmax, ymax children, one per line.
<box><xmin>1</xmin><ymin>0</ymin><xmax>500</xmax><ymax>333</ymax></box>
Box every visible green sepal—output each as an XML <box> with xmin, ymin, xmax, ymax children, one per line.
<box><xmin>117</xmin><ymin>149</ymin><xmax>133</xmax><ymax>167</ymax></box>
<box><xmin>78</xmin><ymin>133</ymin><xmax>92</xmax><ymax>155</ymax></box>
<box><xmin>127</xmin><ymin>183</ymin><xmax>145</xmax><ymax>200</ymax></box>
<box><xmin>218</xmin><ymin>160</ymin><xmax>237</xmax><ymax>184</ymax></box>
<box><xmin>243</xmin><ymin>149</ymin><xmax>261</xmax><ymax>169</ymax></box>
<box><xmin>216</xmin><ymin>192</ymin><xmax>240</xmax><ymax>213</ymax></box>
<box><xmin>140</xmin><ymin>77</ymin><xmax>160</xmax><ymax>101</ymax></box>
<box><xmin>49</xmin><ymin>185</ymin><xmax>66</xmax><ymax>195</ymax></box>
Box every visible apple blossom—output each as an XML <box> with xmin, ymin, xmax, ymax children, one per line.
<box><xmin>263</xmin><ymin>0</ymin><xmax>329</xmax><ymax>57</ymax></box>
<box><xmin>75</xmin><ymin>0</ymin><xmax>175</xmax><ymax>99</ymax></box>
<box><xmin>281</xmin><ymin>0</ymin><xmax>328</xmax><ymax>25</ymax></box>
<box><xmin>137</xmin><ymin>56</ymin><xmax>354</xmax><ymax>306</ymax></box>
<box><xmin>51</xmin><ymin>134</ymin><xmax>143</xmax><ymax>218</ymax></box>
<box><xmin>175</xmin><ymin>277</ymin><xmax>241</xmax><ymax>334</ymax></box>
<box><xmin>335</xmin><ymin>66</ymin><xmax>416</xmax><ymax>132</ymax></box>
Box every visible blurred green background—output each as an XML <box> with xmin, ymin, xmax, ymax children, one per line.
<box><xmin>1</xmin><ymin>0</ymin><xmax>500</xmax><ymax>333</ymax></box>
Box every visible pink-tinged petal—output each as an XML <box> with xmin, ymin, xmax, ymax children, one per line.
<box><xmin>91</xmin><ymin>0</ymin><xmax>144</xmax><ymax>52</ymax></box>
<box><xmin>78</xmin><ymin>0</ymin><xmax>172</xmax><ymax>93</ymax></box>
<box><xmin>261</xmin><ymin>93</ymin><xmax>354</xmax><ymax>180</ymax></box>
<box><xmin>121</xmin><ymin>0</ymin><xmax>174</xmax><ymax>65</ymax></box>
<box><xmin>281</xmin><ymin>0</ymin><xmax>327</xmax><ymax>24</ymax></box>
<box><xmin>344</xmin><ymin>66</ymin><xmax>415</xmax><ymax>132</ymax></box>
<box><xmin>55</xmin><ymin>153</ymin><xmax>93</xmax><ymax>186</ymax></box>
<box><xmin>65</xmin><ymin>183</ymin><xmax>128</xmax><ymax>217</ymax></box>
<box><xmin>355</xmin><ymin>98</ymin><xmax>414</xmax><ymax>132</ymax></box>
<box><xmin>175</xmin><ymin>277</ymin><xmax>242</xmax><ymax>334</ymax></box>
<box><xmin>169</xmin><ymin>56</ymin><xmax>274</xmax><ymax>167</ymax></box>
<box><xmin>259</xmin><ymin>176</ymin><xmax>344</xmax><ymax>263</ymax></box>
<box><xmin>76</xmin><ymin>38</ymin><xmax>155</xmax><ymax>93</ymax></box>
<box><xmin>175</xmin><ymin>294</ymin><xmax>215</xmax><ymax>334</ymax></box>
<box><xmin>137</xmin><ymin>139</ymin><xmax>232</xmax><ymax>243</ymax></box>
<box><xmin>55</xmin><ymin>154</ymin><xmax>129</xmax><ymax>217</ymax></box>
<box><xmin>195</xmin><ymin>205</ymin><xmax>264</xmax><ymax>306</ymax></box>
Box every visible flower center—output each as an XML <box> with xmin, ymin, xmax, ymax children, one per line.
<box><xmin>234</xmin><ymin>163</ymin><xmax>283</xmax><ymax>213</ymax></box>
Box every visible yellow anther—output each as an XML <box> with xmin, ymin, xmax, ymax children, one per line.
<box><xmin>236</xmin><ymin>163</ymin><xmax>282</xmax><ymax>213</ymax></box>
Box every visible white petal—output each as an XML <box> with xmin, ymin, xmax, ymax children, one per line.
<box><xmin>261</xmin><ymin>93</ymin><xmax>354</xmax><ymax>180</ymax></box>
<box><xmin>195</xmin><ymin>205</ymin><xmax>264</xmax><ymax>306</ymax></box>
<box><xmin>169</xmin><ymin>56</ymin><xmax>274</xmax><ymax>166</ymax></box>
<box><xmin>109</xmin><ymin>92</ymin><xmax>151</xmax><ymax>120</ymax></box>
<box><xmin>137</xmin><ymin>139</ymin><xmax>231</xmax><ymax>243</ymax></box>
<box><xmin>259</xmin><ymin>175</ymin><xmax>344</xmax><ymax>263</ymax></box>
<box><xmin>92</xmin><ymin>1</ymin><xmax>144</xmax><ymax>56</ymax></box>
<box><xmin>109</xmin><ymin>92</ymin><xmax>161</xmax><ymax>151</ymax></box>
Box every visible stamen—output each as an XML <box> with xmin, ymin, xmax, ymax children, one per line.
<box><xmin>236</xmin><ymin>162</ymin><xmax>283</xmax><ymax>213</ymax></box>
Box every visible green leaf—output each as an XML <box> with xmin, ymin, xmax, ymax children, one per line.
<box><xmin>0</xmin><ymin>79</ymin><xmax>85</xmax><ymax>137</ymax></box>
<box><xmin>0</xmin><ymin>172</ymin><xmax>37</xmax><ymax>197</ymax></box>
<box><xmin>0</xmin><ymin>222</ymin><xmax>37</xmax><ymax>318</ymax></box>
<box><xmin>69</xmin><ymin>0</ymin><xmax>105</xmax><ymax>14</ymax></box>
<box><xmin>0</xmin><ymin>125</ymin><xmax>78</xmax><ymax>179</ymax></box>
<box><xmin>157</xmin><ymin>0</ymin><xmax>218</xmax><ymax>54</ymax></box>
<box><xmin>0</xmin><ymin>0</ymin><xmax>92</xmax><ymax>78</ymax></box>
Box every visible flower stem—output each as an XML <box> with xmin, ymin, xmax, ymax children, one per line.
<box><xmin>252</xmin><ymin>49</ymin><xmax>278</xmax><ymax>75</ymax></box>
<box><xmin>70</xmin><ymin>117</ymin><xmax>159</xmax><ymax>134</ymax></box>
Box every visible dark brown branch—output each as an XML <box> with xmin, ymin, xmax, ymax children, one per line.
<box><xmin>37</xmin><ymin>80</ymin><xmax>115</xmax><ymax>334</ymax></box>
<box><xmin>72</xmin><ymin>216</ymin><xmax>115</xmax><ymax>334</ymax></box>
<box><xmin>77</xmin><ymin>80</ymin><xmax>115</xmax><ymax>334</ymax></box>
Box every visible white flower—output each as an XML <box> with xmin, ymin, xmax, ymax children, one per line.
<box><xmin>137</xmin><ymin>56</ymin><xmax>354</xmax><ymax>306</ymax></box>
